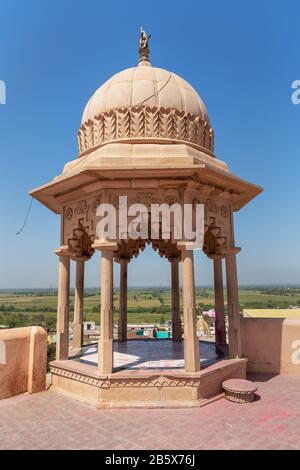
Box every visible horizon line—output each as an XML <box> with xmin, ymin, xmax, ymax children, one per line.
<box><xmin>1</xmin><ymin>284</ymin><xmax>300</xmax><ymax>291</ymax></box>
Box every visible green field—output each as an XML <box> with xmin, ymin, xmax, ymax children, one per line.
<box><xmin>1</xmin><ymin>286</ymin><xmax>300</xmax><ymax>330</ymax></box>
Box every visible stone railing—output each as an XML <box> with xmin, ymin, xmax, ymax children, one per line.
<box><xmin>241</xmin><ymin>317</ymin><xmax>300</xmax><ymax>374</ymax></box>
<box><xmin>0</xmin><ymin>326</ymin><xmax>47</xmax><ymax>399</ymax></box>
<box><xmin>77</xmin><ymin>106</ymin><xmax>214</xmax><ymax>156</ymax></box>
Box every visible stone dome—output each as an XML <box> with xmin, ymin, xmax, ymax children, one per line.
<box><xmin>81</xmin><ymin>66</ymin><xmax>210</xmax><ymax>124</ymax></box>
<box><xmin>78</xmin><ymin>55</ymin><xmax>214</xmax><ymax>157</ymax></box>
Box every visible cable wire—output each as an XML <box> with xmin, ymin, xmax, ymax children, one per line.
<box><xmin>16</xmin><ymin>197</ymin><xmax>33</xmax><ymax>235</ymax></box>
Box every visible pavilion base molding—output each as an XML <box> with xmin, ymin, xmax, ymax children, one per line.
<box><xmin>49</xmin><ymin>358</ymin><xmax>247</xmax><ymax>408</ymax></box>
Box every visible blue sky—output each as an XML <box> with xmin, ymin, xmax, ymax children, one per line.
<box><xmin>0</xmin><ymin>0</ymin><xmax>299</xmax><ymax>288</ymax></box>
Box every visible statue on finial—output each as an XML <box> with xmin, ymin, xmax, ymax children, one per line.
<box><xmin>139</xmin><ymin>27</ymin><xmax>151</xmax><ymax>64</ymax></box>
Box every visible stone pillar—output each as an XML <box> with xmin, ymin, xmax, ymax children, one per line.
<box><xmin>93</xmin><ymin>241</ymin><xmax>117</xmax><ymax>374</ymax></box>
<box><xmin>180</xmin><ymin>247</ymin><xmax>200</xmax><ymax>372</ymax></box>
<box><xmin>55</xmin><ymin>254</ymin><xmax>70</xmax><ymax>360</ymax></box>
<box><xmin>73</xmin><ymin>259</ymin><xmax>85</xmax><ymax>349</ymax></box>
<box><xmin>213</xmin><ymin>256</ymin><xmax>226</xmax><ymax>349</ymax></box>
<box><xmin>170</xmin><ymin>258</ymin><xmax>182</xmax><ymax>341</ymax></box>
<box><xmin>118</xmin><ymin>259</ymin><xmax>128</xmax><ymax>342</ymax></box>
<box><xmin>225</xmin><ymin>249</ymin><xmax>242</xmax><ymax>358</ymax></box>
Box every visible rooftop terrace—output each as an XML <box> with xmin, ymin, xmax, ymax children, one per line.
<box><xmin>1</xmin><ymin>373</ymin><xmax>299</xmax><ymax>450</ymax></box>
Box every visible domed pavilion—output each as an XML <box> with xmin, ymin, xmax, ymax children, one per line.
<box><xmin>30</xmin><ymin>31</ymin><xmax>262</xmax><ymax>407</ymax></box>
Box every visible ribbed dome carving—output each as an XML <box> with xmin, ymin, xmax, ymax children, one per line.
<box><xmin>78</xmin><ymin>65</ymin><xmax>214</xmax><ymax>156</ymax></box>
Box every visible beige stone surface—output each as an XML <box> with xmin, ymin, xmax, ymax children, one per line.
<box><xmin>213</xmin><ymin>257</ymin><xmax>226</xmax><ymax>347</ymax></box>
<box><xmin>181</xmin><ymin>248</ymin><xmax>200</xmax><ymax>372</ymax></box>
<box><xmin>73</xmin><ymin>259</ymin><xmax>84</xmax><ymax>348</ymax></box>
<box><xmin>98</xmin><ymin>248</ymin><xmax>114</xmax><ymax>374</ymax></box>
<box><xmin>28</xmin><ymin>326</ymin><xmax>47</xmax><ymax>393</ymax></box>
<box><xmin>49</xmin><ymin>357</ymin><xmax>247</xmax><ymax>408</ymax></box>
<box><xmin>225</xmin><ymin>251</ymin><xmax>242</xmax><ymax>358</ymax></box>
<box><xmin>0</xmin><ymin>326</ymin><xmax>47</xmax><ymax>399</ymax></box>
<box><xmin>55</xmin><ymin>255</ymin><xmax>70</xmax><ymax>360</ymax></box>
<box><xmin>81</xmin><ymin>66</ymin><xmax>209</xmax><ymax>124</ymax></box>
<box><xmin>29</xmin><ymin>140</ymin><xmax>262</xmax><ymax>217</ymax></box>
<box><xmin>118</xmin><ymin>259</ymin><xmax>128</xmax><ymax>342</ymax></box>
<box><xmin>241</xmin><ymin>317</ymin><xmax>300</xmax><ymax>374</ymax></box>
<box><xmin>171</xmin><ymin>258</ymin><xmax>182</xmax><ymax>341</ymax></box>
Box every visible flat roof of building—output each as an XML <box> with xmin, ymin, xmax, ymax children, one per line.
<box><xmin>243</xmin><ymin>309</ymin><xmax>300</xmax><ymax>318</ymax></box>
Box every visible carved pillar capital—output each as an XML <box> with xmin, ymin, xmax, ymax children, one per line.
<box><xmin>208</xmin><ymin>254</ymin><xmax>225</xmax><ymax>261</ymax></box>
<box><xmin>92</xmin><ymin>240</ymin><xmax>118</xmax><ymax>252</ymax></box>
<box><xmin>169</xmin><ymin>256</ymin><xmax>180</xmax><ymax>263</ymax></box>
<box><xmin>54</xmin><ymin>245</ymin><xmax>72</xmax><ymax>257</ymax></box>
<box><xmin>219</xmin><ymin>247</ymin><xmax>241</xmax><ymax>256</ymax></box>
<box><xmin>177</xmin><ymin>241</ymin><xmax>199</xmax><ymax>252</ymax></box>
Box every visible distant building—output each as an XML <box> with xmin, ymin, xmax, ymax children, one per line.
<box><xmin>83</xmin><ymin>321</ymin><xmax>96</xmax><ymax>332</ymax></box>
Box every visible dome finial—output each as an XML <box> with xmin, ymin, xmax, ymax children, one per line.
<box><xmin>139</xmin><ymin>27</ymin><xmax>151</xmax><ymax>66</ymax></box>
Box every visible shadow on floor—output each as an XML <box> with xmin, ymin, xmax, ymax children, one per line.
<box><xmin>247</xmin><ymin>372</ymin><xmax>279</xmax><ymax>383</ymax></box>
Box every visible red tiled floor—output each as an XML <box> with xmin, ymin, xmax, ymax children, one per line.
<box><xmin>0</xmin><ymin>373</ymin><xmax>300</xmax><ymax>450</ymax></box>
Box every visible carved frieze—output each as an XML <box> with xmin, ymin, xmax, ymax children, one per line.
<box><xmin>61</xmin><ymin>187</ymin><xmax>233</xmax><ymax>259</ymax></box>
<box><xmin>136</xmin><ymin>192</ymin><xmax>161</xmax><ymax>206</ymax></box>
<box><xmin>75</xmin><ymin>200</ymin><xmax>89</xmax><ymax>215</ymax></box>
<box><xmin>206</xmin><ymin>198</ymin><xmax>219</xmax><ymax>214</ymax></box>
<box><xmin>78</xmin><ymin>106</ymin><xmax>214</xmax><ymax>155</ymax></box>
<box><xmin>50</xmin><ymin>366</ymin><xmax>201</xmax><ymax>389</ymax></box>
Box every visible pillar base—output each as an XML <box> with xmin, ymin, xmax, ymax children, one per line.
<box><xmin>98</xmin><ymin>337</ymin><xmax>113</xmax><ymax>374</ymax></box>
<box><xmin>56</xmin><ymin>332</ymin><xmax>69</xmax><ymax>360</ymax></box>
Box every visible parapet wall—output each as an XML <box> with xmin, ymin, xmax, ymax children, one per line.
<box><xmin>241</xmin><ymin>317</ymin><xmax>300</xmax><ymax>374</ymax></box>
<box><xmin>0</xmin><ymin>326</ymin><xmax>47</xmax><ymax>399</ymax></box>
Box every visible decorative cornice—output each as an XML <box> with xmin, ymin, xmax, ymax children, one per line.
<box><xmin>77</xmin><ymin>106</ymin><xmax>214</xmax><ymax>156</ymax></box>
<box><xmin>50</xmin><ymin>366</ymin><xmax>201</xmax><ymax>388</ymax></box>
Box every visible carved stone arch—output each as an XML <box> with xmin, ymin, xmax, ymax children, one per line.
<box><xmin>113</xmin><ymin>239</ymin><xmax>147</xmax><ymax>263</ymax></box>
<box><xmin>67</xmin><ymin>220</ymin><xmax>95</xmax><ymax>259</ymax></box>
<box><xmin>150</xmin><ymin>238</ymin><xmax>180</xmax><ymax>261</ymax></box>
<box><xmin>203</xmin><ymin>221</ymin><xmax>227</xmax><ymax>257</ymax></box>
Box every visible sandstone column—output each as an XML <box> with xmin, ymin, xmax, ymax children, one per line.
<box><xmin>118</xmin><ymin>258</ymin><xmax>129</xmax><ymax>342</ymax></box>
<box><xmin>73</xmin><ymin>259</ymin><xmax>85</xmax><ymax>349</ymax></box>
<box><xmin>93</xmin><ymin>241</ymin><xmax>117</xmax><ymax>374</ymax></box>
<box><xmin>170</xmin><ymin>258</ymin><xmax>182</xmax><ymax>341</ymax></box>
<box><xmin>225</xmin><ymin>249</ymin><xmax>242</xmax><ymax>358</ymax></box>
<box><xmin>55</xmin><ymin>253</ymin><xmax>70</xmax><ymax>360</ymax></box>
<box><xmin>180</xmin><ymin>247</ymin><xmax>200</xmax><ymax>372</ymax></box>
<box><xmin>213</xmin><ymin>256</ymin><xmax>226</xmax><ymax>349</ymax></box>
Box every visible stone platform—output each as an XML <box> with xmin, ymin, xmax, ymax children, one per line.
<box><xmin>50</xmin><ymin>340</ymin><xmax>247</xmax><ymax>408</ymax></box>
<box><xmin>72</xmin><ymin>339</ymin><xmax>220</xmax><ymax>370</ymax></box>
